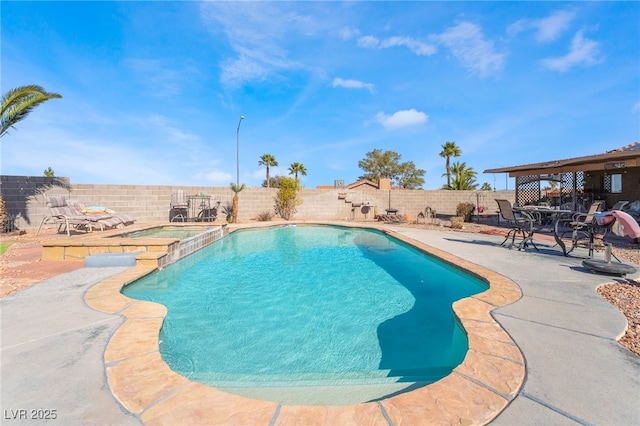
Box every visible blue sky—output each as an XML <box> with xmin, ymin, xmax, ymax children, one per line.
<box><xmin>2</xmin><ymin>1</ymin><xmax>638</xmax><ymax>190</ymax></box>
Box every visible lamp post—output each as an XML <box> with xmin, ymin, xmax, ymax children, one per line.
<box><xmin>496</xmin><ymin>164</ymin><xmax>508</xmax><ymax>190</ymax></box>
<box><xmin>236</xmin><ymin>115</ymin><xmax>245</xmax><ymax>186</ymax></box>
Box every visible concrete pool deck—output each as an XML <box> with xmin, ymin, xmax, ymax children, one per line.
<box><xmin>1</xmin><ymin>224</ymin><xmax>639</xmax><ymax>425</ymax></box>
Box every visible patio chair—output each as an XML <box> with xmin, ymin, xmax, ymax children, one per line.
<box><xmin>170</xmin><ymin>190</ymin><xmax>189</xmax><ymax>222</ymax></box>
<box><xmin>557</xmin><ymin>200</ymin><xmax>608</xmax><ymax>257</ymax></box>
<box><xmin>495</xmin><ymin>199</ymin><xmax>538</xmax><ymax>251</ymax></box>
<box><xmin>611</xmin><ymin>200</ymin><xmax>629</xmax><ymax>211</ymax></box>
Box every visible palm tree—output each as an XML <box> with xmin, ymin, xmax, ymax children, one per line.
<box><xmin>1</xmin><ymin>85</ymin><xmax>62</xmax><ymax>231</ymax></box>
<box><xmin>439</xmin><ymin>141</ymin><xmax>461</xmax><ymax>188</ymax></box>
<box><xmin>229</xmin><ymin>182</ymin><xmax>246</xmax><ymax>223</ymax></box>
<box><xmin>447</xmin><ymin>161</ymin><xmax>478</xmax><ymax>190</ymax></box>
<box><xmin>288</xmin><ymin>162</ymin><xmax>307</xmax><ymax>182</ymax></box>
<box><xmin>258</xmin><ymin>154</ymin><xmax>278</xmax><ymax>188</ymax></box>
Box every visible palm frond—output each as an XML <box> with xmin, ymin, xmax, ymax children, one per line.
<box><xmin>1</xmin><ymin>85</ymin><xmax>62</xmax><ymax>138</ymax></box>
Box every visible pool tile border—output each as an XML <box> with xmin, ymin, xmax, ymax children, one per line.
<box><xmin>84</xmin><ymin>223</ymin><xmax>525</xmax><ymax>425</ymax></box>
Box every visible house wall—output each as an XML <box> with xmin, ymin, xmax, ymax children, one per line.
<box><xmin>1</xmin><ymin>175</ymin><xmax>515</xmax><ymax>230</ymax></box>
<box><xmin>583</xmin><ymin>167</ymin><xmax>640</xmax><ymax>208</ymax></box>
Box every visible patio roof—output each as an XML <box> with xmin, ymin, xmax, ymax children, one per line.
<box><xmin>484</xmin><ymin>141</ymin><xmax>640</xmax><ymax>177</ymax></box>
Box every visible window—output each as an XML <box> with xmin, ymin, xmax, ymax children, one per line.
<box><xmin>611</xmin><ymin>174</ymin><xmax>622</xmax><ymax>193</ymax></box>
<box><xmin>604</xmin><ymin>173</ymin><xmax>622</xmax><ymax>193</ymax></box>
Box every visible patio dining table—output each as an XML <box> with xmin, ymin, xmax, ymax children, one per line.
<box><xmin>514</xmin><ymin>206</ymin><xmax>574</xmax><ymax>254</ymax></box>
<box><xmin>186</xmin><ymin>195</ymin><xmax>218</xmax><ymax>222</ymax></box>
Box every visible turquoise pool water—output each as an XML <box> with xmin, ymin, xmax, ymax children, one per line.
<box><xmin>122</xmin><ymin>225</ymin><xmax>487</xmax><ymax>404</ymax></box>
<box><xmin>109</xmin><ymin>226</ymin><xmax>204</xmax><ymax>239</ymax></box>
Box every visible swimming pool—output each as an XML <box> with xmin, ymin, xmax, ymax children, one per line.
<box><xmin>108</xmin><ymin>225</ymin><xmax>205</xmax><ymax>239</ymax></box>
<box><xmin>122</xmin><ymin>225</ymin><xmax>488</xmax><ymax>405</ymax></box>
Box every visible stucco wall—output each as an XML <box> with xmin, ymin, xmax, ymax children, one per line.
<box><xmin>1</xmin><ymin>175</ymin><xmax>515</xmax><ymax>230</ymax></box>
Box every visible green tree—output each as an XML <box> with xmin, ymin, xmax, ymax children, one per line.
<box><xmin>263</xmin><ymin>175</ymin><xmax>287</xmax><ymax>188</ymax></box>
<box><xmin>1</xmin><ymin>85</ymin><xmax>61</xmax><ymax>231</ymax></box>
<box><xmin>439</xmin><ymin>141</ymin><xmax>461</xmax><ymax>188</ymax></box>
<box><xmin>358</xmin><ymin>149</ymin><xmax>426</xmax><ymax>188</ymax></box>
<box><xmin>43</xmin><ymin>167</ymin><xmax>55</xmax><ymax>177</ymax></box>
<box><xmin>397</xmin><ymin>161</ymin><xmax>426</xmax><ymax>189</ymax></box>
<box><xmin>288</xmin><ymin>162</ymin><xmax>307</xmax><ymax>182</ymax></box>
<box><xmin>480</xmin><ymin>182</ymin><xmax>492</xmax><ymax>191</ymax></box>
<box><xmin>229</xmin><ymin>182</ymin><xmax>246</xmax><ymax>223</ymax></box>
<box><xmin>258</xmin><ymin>154</ymin><xmax>278</xmax><ymax>188</ymax></box>
<box><xmin>444</xmin><ymin>161</ymin><xmax>478</xmax><ymax>190</ymax></box>
<box><xmin>1</xmin><ymin>85</ymin><xmax>62</xmax><ymax>138</ymax></box>
<box><xmin>274</xmin><ymin>177</ymin><xmax>302</xmax><ymax>220</ymax></box>
<box><xmin>358</xmin><ymin>149</ymin><xmax>402</xmax><ymax>183</ymax></box>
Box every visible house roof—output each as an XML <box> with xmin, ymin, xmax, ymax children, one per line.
<box><xmin>483</xmin><ymin>142</ymin><xmax>640</xmax><ymax>177</ymax></box>
<box><xmin>344</xmin><ymin>179</ymin><xmax>379</xmax><ymax>189</ymax></box>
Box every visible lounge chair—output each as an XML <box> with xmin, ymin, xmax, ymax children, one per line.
<box><xmin>36</xmin><ymin>195</ymin><xmax>98</xmax><ymax>236</ymax></box>
<box><xmin>36</xmin><ymin>195</ymin><xmax>133</xmax><ymax>236</ymax></box>
<box><xmin>611</xmin><ymin>200</ymin><xmax>629</xmax><ymax>211</ymax></box>
<box><xmin>495</xmin><ymin>199</ymin><xmax>538</xmax><ymax>251</ymax></box>
<box><xmin>68</xmin><ymin>200</ymin><xmax>136</xmax><ymax>227</ymax></box>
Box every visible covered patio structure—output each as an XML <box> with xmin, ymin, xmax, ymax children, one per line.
<box><xmin>484</xmin><ymin>142</ymin><xmax>640</xmax><ymax>211</ymax></box>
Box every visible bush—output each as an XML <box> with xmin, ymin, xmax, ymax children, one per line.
<box><xmin>456</xmin><ymin>202</ymin><xmax>476</xmax><ymax>223</ymax></box>
<box><xmin>256</xmin><ymin>210</ymin><xmax>274</xmax><ymax>221</ymax></box>
<box><xmin>450</xmin><ymin>216</ymin><xmax>465</xmax><ymax>229</ymax></box>
<box><xmin>221</xmin><ymin>202</ymin><xmax>233</xmax><ymax>223</ymax></box>
<box><xmin>274</xmin><ymin>177</ymin><xmax>302</xmax><ymax>220</ymax></box>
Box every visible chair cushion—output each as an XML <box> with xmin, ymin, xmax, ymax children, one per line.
<box><xmin>47</xmin><ymin>195</ymin><xmax>67</xmax><ymax>208</ymax></box>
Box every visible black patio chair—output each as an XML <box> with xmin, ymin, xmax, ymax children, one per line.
<box><xmin>556</xmin><ymin>200</ymin><xmax>610</xmax><ymax>257</ymax></box>
<box><xmin>495</xmin><ymin>199</ymin><xmax>538</xmax><ymax>251</ymax></box>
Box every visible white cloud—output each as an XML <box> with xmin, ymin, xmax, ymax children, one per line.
<box><xmin>199</xmin><ymin>2</ymin><xmax>310</xmax><ymax>89</ymax></box>
<box><xmin>632</xmin><ymin>102</ymin><xmax>640</xmax><ymax>113</ymax></box>
<box><xmin>332</xmin><ymin>78</ymin><xmax>375</xmax><ymax>93</ymax></box>
<box><xmin>357</xmin><ymin>35</ymin><xmax>381</xmax><ymax>49</ymax></box>
<box><xmin>357</xmin><ymin>35</ymin><xmax>436</xmax><ymax>56</ymax></box>
<box><xmin>144</xmin><ymin>115</ymin><xmax>199</xmax><ymax>143</ymax></box>
<box><xmin>535</xmin><ymin>10</ymin><xmax>577</xmax><ymax>42</ymax></box>
<box><xmin>124</xmin><ymin>58</ymin><xmax>198</xmax><ymax>96</ymax></box>
<box><xmin>508</xmin><ymin>10</ymin><xmax>576</xmax><ymax>42</ymax></box>
<box><xmin>541</xmin><ymin>30</ymin><xmax>601</xmax><ymax>72</ymax></box>
<box><xmin>374</xmin><ymin>109</ymin><xmax>428</xmax><ymax>129</ymax></box>
<box><xmin>435</xmin><ymin>22</ymin><xmax>504</xmax><ymax>77</ymax></box>
<box><xmin>339</xmin><ymin>26</ymin><xmax>360</xmax><ymax>40</ymax></box>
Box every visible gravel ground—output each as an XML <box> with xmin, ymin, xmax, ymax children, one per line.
<box><xmin>597</xmin><ymin>280</ymin><xmax>640</xmax><ymax>356</ymax></box>
<box><xmin>2</xmin><ymin>222</ymin><xmax>639</xmax><ymax>356</ymax></box>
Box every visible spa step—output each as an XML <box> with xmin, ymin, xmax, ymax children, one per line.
<box><xmin>84</xmin><ymin>251</ymin><xmax>143</xmax><ymax>268</ymax></box>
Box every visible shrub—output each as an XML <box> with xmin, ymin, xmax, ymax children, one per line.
<box><xmin>256</xmin><ymin>210</ymin><xmax>274</xmax><ymax>221</ymax></box>
<box><xmin>456</xmin><ymin>202</ymin><xmax>476</xmax><ymax>223</ymax></box>
<box><xmin>450</xmin><ymin>216</ymin><xmax>465</xmax><ymax>229</ymax></box>
<box><xmin>221</xmin><ymin>202</ymin><xmax>233</xmax><ymax>223</ymax></box>
<box><xmin>274</xmin><ymin>177</ymin><xmax>302</xmax><ymax>220</ymax></box>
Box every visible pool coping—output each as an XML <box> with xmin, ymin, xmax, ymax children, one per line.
<box><xmin>84</xmin><ymin>222</ymin><xmax>525</xmax><ymax>425</ymax></box>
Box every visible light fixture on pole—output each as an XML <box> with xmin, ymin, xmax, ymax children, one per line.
<box><xmin>236</xmin><ymin>115</ymin><xmax>245</xmax><ymax>186</ymax></box>
<box><xmin>495</xmin><ymin>164</ymin><xmax>508</xmax><ymax>190</ymax></box>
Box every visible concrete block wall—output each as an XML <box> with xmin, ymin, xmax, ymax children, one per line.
<box><xmin>0</xmin><ymin>176</ymin><xmax>71</xmax><ymax>230</ymax></box>
<box><xmin>1</xmin><ymin>175</ymin><xmax>515</xmax><ymax>230</ymax></box>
